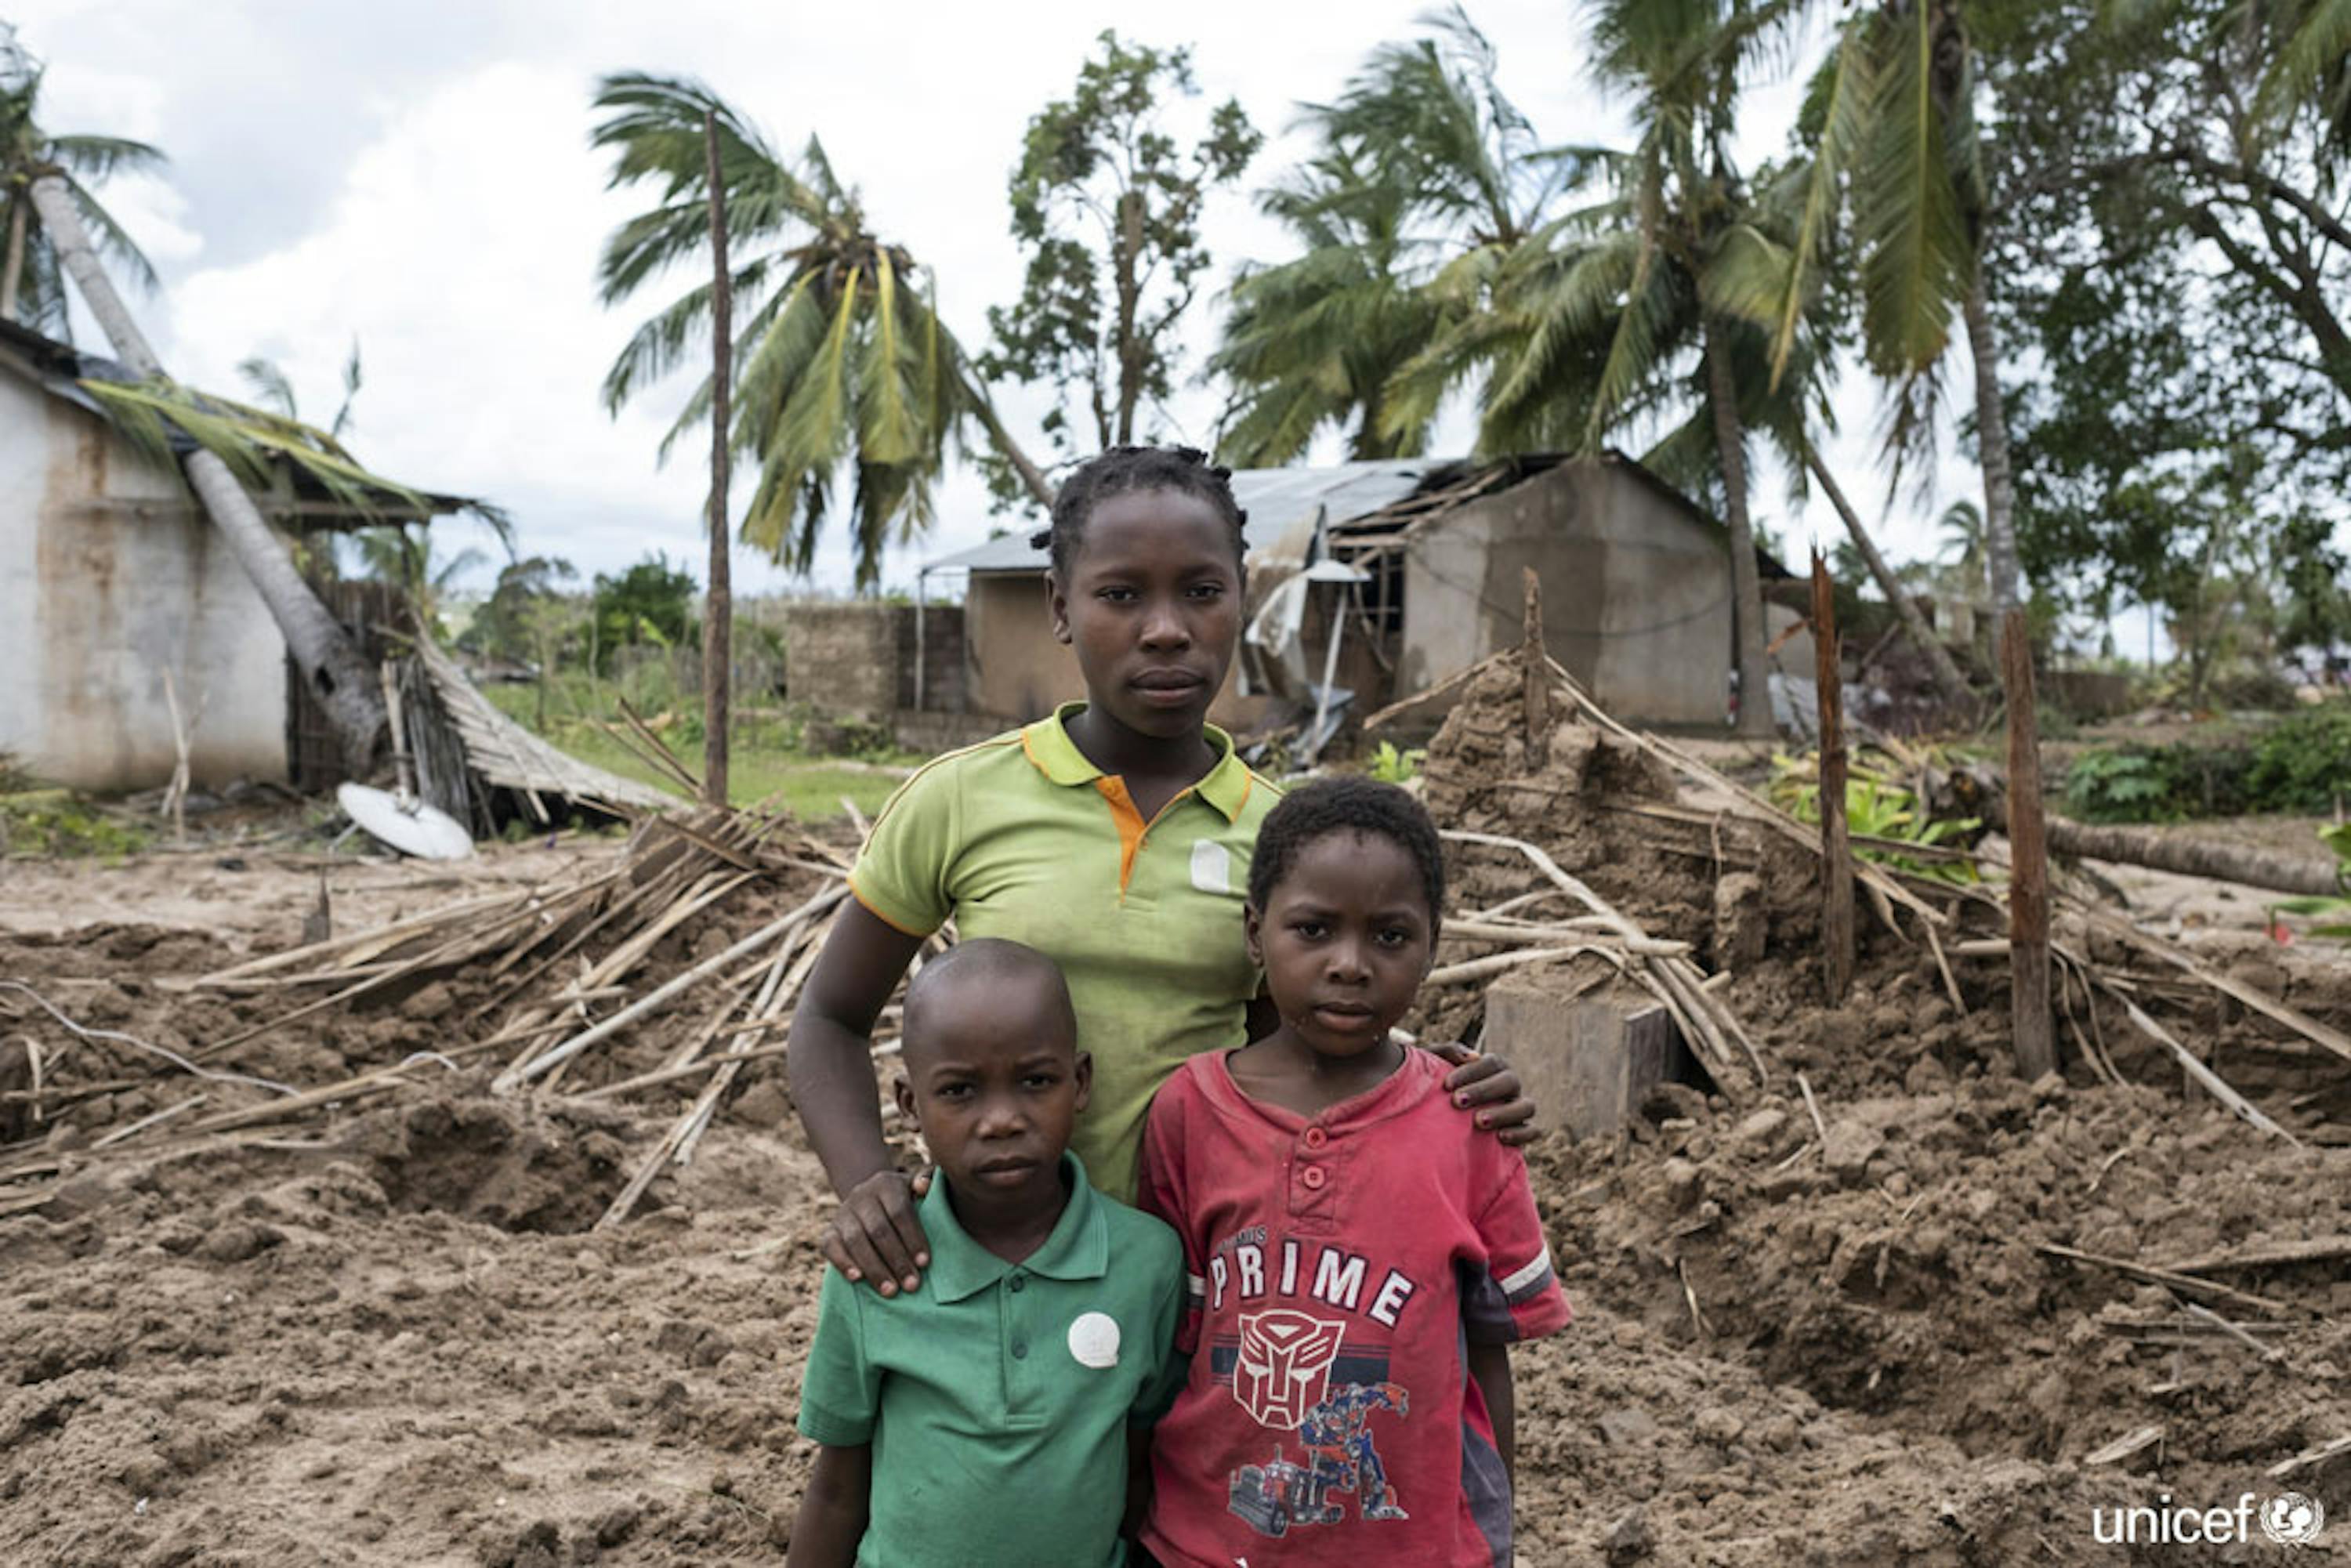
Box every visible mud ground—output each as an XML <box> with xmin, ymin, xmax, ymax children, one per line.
<box><xmin>3</xmin><ymin>723</ymin><xmax>2348</xmax><ymax>1564</ymax></box>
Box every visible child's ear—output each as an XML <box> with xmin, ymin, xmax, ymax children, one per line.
<box><xmin>1071</xmin><ymin>1049</ymin><xmax>1092</xmax><ymax>1114</ymax></box>
<box><xmin>893</xmin><ymin>1074</ymin><xmax>918</xmax><ymax>1129</ymax></box>
<box><xmin>1243</xmin><ymin>901</ymin><xmax>1265</xmax><ymax>968</ymax></box>
<box><xmin>1047</xmin><ymin>573</ymin><xmax>1073</xmax><ymax>645</ymax></box>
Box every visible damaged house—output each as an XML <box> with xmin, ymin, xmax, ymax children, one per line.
<box><xmin>893</xmin><ymin>453</ymin><xmax>1806</xmax><ymax>741</ymax></box>
<box><xmin>0</xmin><ymin>320</ymin><xmax>474</xmax><ymax>792</ymax></box>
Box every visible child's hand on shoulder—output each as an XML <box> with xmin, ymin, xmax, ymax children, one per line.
<box><xmin>1425</xmin><ymin>1041</ymin><xmax>1539</xmax><ymax>1146</ymax></box>
<box><xmin>821</xmin><ymin>1167</ymin><xmax>934</xmax><ymax>1296</ymax></box>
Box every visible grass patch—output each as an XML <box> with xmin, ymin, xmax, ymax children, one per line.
<box><xmin>1</xmin><ymin>788</ymin><xmax>154</xmax><ymax>858</ymax></box>
<box><xmin>479</xmin><ymin>683</ymin><xmax>911</xmax><ymax>821</ymax></box>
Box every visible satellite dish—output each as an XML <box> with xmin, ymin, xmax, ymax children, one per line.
<box><xmin>337</xmin><ymin>782</ymin><xmax>475</xmax><ymax>860</ymax></box>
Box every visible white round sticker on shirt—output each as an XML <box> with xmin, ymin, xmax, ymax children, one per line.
<box><xmin>1067</xmin><ymin>1311</ymin><xmax>1121</xmax><ymax>1369</ymax></box>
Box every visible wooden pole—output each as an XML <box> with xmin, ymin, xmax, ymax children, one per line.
<box><xmin>1521</xmin><ymin>567</ymin><xmax>1554</xmax><ymax>759</ymax></box>
<box><xmin>1812</xmin><ymin>552</ymin><xmax>1854</xmax><ymax>1003</ymax></box>
<box><xmin>2002</xmin><ymin>608</ymin><xmax>2056</xmax><ymax>1079</ymax></box>
<box><xmin>701</xmin><ymin>109</ymin><xmax>734</xmax><ymax>808</ymax></box>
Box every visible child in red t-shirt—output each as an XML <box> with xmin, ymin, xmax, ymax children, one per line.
<box><xmin>1137</xmin><ymin>778</ymin><xmax>1570</xmax><ymax>1568</ymax></box>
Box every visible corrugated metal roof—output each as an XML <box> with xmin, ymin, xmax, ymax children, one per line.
<box><xmin>919</xmin><ymin>458</ymin><xmax>1462</xmax><ymax>576</ymax></box>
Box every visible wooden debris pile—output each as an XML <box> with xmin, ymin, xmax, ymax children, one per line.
<box><xmin>0</xmin><ymin>806</ymin><xmax>862</xmax><ymax>1225</ymax></box>
<box><xmin>1394</xmin><ymin>625</ymin><xmax>2349</xmax><ymax>1144</ymax></box>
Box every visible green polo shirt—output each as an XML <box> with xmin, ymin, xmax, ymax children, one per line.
<box><xmin>796</xmin><ymin>1155</ymin><xmax>1185</xmax><ymax>1568</ymax></box>
<box><xmin>850</xmin><ymin>702</ymin><xmax>1279</xmax><ymax>1200</ymax></box>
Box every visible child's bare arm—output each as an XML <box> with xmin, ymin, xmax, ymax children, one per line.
<box><xmin>786</xmin><ymin>1443</ymin><xmax>871</xmax><ymax>1568</ymax></box>
<box><xmin>1467</xmin><ymin>1342</ymin><xmax>1516</xmax><ymax>1489</ymax></box>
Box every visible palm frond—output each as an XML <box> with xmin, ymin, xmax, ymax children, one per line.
<box><xmin>1853</xmin><ymin>1</ymin><xmax>1969</xmax><ymax>380</ymax></box>
<box><xmin>2256</xmin><ymin>0</ymin><xmax>2351</xmax><ymax>142</ymax></box>
<box><xmin>46</xmin><ymin>132</ymin><xmax>165</xmax><ymax>180</ymax></box>
<box><xmin>236</xmin><ymin>357</ymin><xmax>298</xmax><ymax>418</ymax></box>
<box><xmin>856</xmin><ymin>248</ymin><xmax>920</xmax><ymax>466</ymax></box>
<box><xmin>78</xmin><ymin>376</ymin><xmax>437</xmax><ymax>521</ymax></box>
<box><xmin>63</xmin><ymin>176</ymin><xmax>158</xmax><ymax>295</ymax></box>
<box><xmin>1765</xmin><ymin>31</ymin><xmax>1872</xmax><ymax>386</ymax></box>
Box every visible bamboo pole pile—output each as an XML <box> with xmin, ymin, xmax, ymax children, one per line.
<box><xmin>0</xmin><ymin>803</ymin><xmax>854</xmax><ymax>1219</ymax></box>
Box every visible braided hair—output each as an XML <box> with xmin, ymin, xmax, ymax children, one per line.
<box><xmin>1030</xmin><ymin>445</ymin><xmax>1248</xmax><ymax>578</ymax></box>
<box><xmin>1247</xmin><ymin>777</ymin><xmax>1446</xmax><ymax>937</ymax></box>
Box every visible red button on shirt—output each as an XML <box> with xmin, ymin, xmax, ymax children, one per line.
<box><xmin>1302</xmin><ymin>1126</ymin><xmax>1328</xmax><ymax>1151</ymax></box>
<box><xmin>1300</xmin><ymin>1164</ymin><xmax>1326</xmax><ymax>1190</ymax></box>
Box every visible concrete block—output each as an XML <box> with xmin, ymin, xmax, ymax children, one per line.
<box><xmin>1484</xmin><ymin>962</ymin><xmax>1699</xmax><ymax>1139</ymax></box>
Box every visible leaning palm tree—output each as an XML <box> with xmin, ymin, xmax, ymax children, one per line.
<box><xmin>0</xmin><ymin>27</ymin><xmax>161</xmax><ymax>335</ymax></box>
<box><xmin>591</xmin><ymin>72</ymin><xmax>1049</xmax><ymax>589</ymax></box>
<box><xmin>1223</xmin><ymin>5</ymin><xmax>1591</xmax><ymax>462</ymax></box>
<box><xmin>10</xmin><ymin>32</ymin><xmax>438</xmax><ymax>768</ymax></box>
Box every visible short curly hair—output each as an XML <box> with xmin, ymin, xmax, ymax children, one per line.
<box><xmin>1247</xmin><ymin>777</ymin><xmax>1445</xmax><ymax>933</ymax></box>
<box><xmin>1028</xmin><ymin>445</ymin><xmax>1248</xmax><ymax>578</ymax></box>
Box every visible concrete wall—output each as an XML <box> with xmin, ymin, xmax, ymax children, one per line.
<box><xmin>782</xmin><ymin>603</ymin><xmax>900</xmax><ymax>719</ymax></box>
<box><xmin>892</xmin><ymin>604</ymin><xmax>966</xmax><ymax>712</ymax></box>
<box><xmin>0</xmin><ymin>370</ymin><xmax>289</xmax><ymax>790</ymax></box>
<box><xmin>1399</xmin><ymin>460</ymin><xmax>1732</xmax><ymax>726</ymax></box>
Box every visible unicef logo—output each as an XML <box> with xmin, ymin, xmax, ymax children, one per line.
<box><xmin>2262</xmin><ymin>1493</ymin><xmax>2325</xmax><ymax>1546</ymax></box>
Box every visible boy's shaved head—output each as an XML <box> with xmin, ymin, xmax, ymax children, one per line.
<box><xmin>900</xmin><ymin>939</ymin><xmax>1078</xmax><ymax>1068</ymax></box>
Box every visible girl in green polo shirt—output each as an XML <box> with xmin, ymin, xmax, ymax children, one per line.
<box><xmin>785</xmin><ymin>446</ymin><xmax>1536</xmax><ymax>1299</ymax></box>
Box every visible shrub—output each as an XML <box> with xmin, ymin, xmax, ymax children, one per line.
<box><xmin>2246</xmin><ymin>707</ymin><xmax>2351</xmax><ymax>813</ymax></box>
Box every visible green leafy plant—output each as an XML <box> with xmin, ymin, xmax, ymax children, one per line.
<box><xmin>2247</xmin><ymin>707</ymin><xmax>2351</xmax><ymax>814</ymax></box>
<box><xmin>2270</xmin><ymin>822</ymin><xmax>2351</xmax><ymax>940</ymax></box>
<box><xmin>1367</xmin><ymin>741</ymin><xmax>1425</xmax><ymax>784</ymax></box>
<box><xmin>1768</xmin><ymin>753</ymin><xmax>1980</xmax><ymax>884</ymax></box>
<box><xmin>2063</xmin><ymin>750</ymin><xmax>2178</xmax><ymax>822</ymax></box>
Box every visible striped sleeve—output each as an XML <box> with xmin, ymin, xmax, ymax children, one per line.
<box><xmin>1461</xmin><ymin>1156</ymin><xmax>1571</xmax><ymax>1345</ymax></box>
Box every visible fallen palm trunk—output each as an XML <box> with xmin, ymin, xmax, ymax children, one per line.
<box><xmin>2045</xmin><ymin>817</ymin><xmax>2344</xmax><ymax>899</ymax></box>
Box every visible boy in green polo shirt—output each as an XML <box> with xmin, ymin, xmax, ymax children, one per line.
<box><xmin>786</xmin><ymin>940</ymin><xmax>1185</xmax><ymax>1568</ymax></box>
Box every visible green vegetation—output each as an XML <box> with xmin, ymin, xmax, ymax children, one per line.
<box><xmin>979</xmin><ymin>31</ymin><xmax>1259</xmax><ymax>500</ymax></box>
<box><xmin>2063</xmin><ymin>708</ymin><xmax>2351</xmax><ymax>823</ymax></box>
<box><xmin>1769</xmin><ymin>753</ymin><xmax>1980</xmax><ymax>885</ymax></box>
<box><xmin>2271</xmin><ymin>823</ymin><xmax>2351</xmax><ymax>941</ymax></box>
<box><xmin>0</xmin><ymin>788</ymin><xmax>151</xmax><ymax>858</ymax></box>
<box><xmin>1366</xmin><ymin>741</ymin><xmax>1425</xmax><ymax>784</ymax></box>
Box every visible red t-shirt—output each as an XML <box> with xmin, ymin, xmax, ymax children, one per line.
<box><xmin>1137</xmin><ymin>1049</ymin><xmax>1570</xmax><ymax>1568</ymax></box>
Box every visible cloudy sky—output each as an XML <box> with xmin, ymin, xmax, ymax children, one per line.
<box><xmin>14</xmin><ymin>0</ymin><xmax>1997</xmax><ymax>610</ymax></box>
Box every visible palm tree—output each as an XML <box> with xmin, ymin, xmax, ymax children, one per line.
<box><xmin>0</xmin><ymin>28</ymin><xmax>161</xmax><ymax>335</ymax></box>
<box><xmin>9</xmin><ymin>32</ymin><xmax>429</xmax><ymax>769</ymax></box>
<box><xmin>1561</xmin><ymin>0</ymin><xmax>1791</xmax><ymax>736</ymax></box>
<box><xmin>1219</xmin><ymin>5</ymin><xmax>1587</xmax><ymax>462</ymax></box>
<box><xmin>1767</xmin><ymin>0</ymin><xmax>2031</xmax><ymax>625</ymax></box>
<box><xmin>1212</xmin><ymin>151</ymin><xmax>1447</xmax><ymax>465</ymax></box>
<box><xmin>1215</xmin><ymin>9</ymin><xmax>1592</xmax><ymax>465</ymax></box>
<box><xmin>591</xmin><ymin>72</ymin><xmax>1049</xmax><ymax>590</ymax></box>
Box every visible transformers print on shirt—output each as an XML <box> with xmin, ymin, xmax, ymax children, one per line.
<box><xmin>1222</xmin><ymin>1307</ymin><xmax>1412</xmax><ymax>1539</ymax></box>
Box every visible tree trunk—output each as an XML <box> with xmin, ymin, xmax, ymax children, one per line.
<box><xmin>1</xmin><ymin>198</ymin><xmax>25</xmax><ymax>322</ymax></box>
<box><xmin>1706</xmin><ymin>322</ymin><xmax>1775</xmax><ymax>737</ymax></box>
<box><xmin>2048</xmin><ymin>819</ymin><xmax>2347</xmax><ymax>898</ymax></box>
<box><xmin>1963</xmin><ymin>273</ymin><xmax>2023</xmax><ymax>623</ymax></box>
<box><xmin>701</xmin><ymin>111</ymin><xmax>733</xmax><ymax>809</ymax></box>
<box><xmin>968</xmin><ymin>391</ymin><xmax>1056</xmax><ymax>509</ymax></box>
<box><xmin>1112</xmin><ymin>190</ymin><xmax>1143</xmax><ymax>444</ymax></box>
<box><xmin>28</xmin><ymin>173</ymin><xmax>386</xmax><ymax>772</ymax></box>
<box><xmin>1805</xmin><ymin>444</ymin><xmax>1973</xmax><ymax>701</ymax></box>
